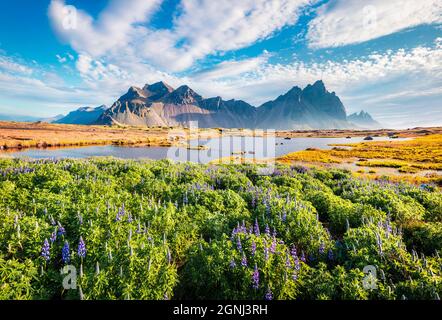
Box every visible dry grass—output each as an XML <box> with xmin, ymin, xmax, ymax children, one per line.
<box><xmin>277</xmin><ymin>133</ymin><xmax>442</xmax><ymax>186</ymax></box>
<box><xmin>278</xmin><ymin>149</ymin><xmax>342</xmax><ymax>164</ymax></box>
<box><xmin>276</xmin><ymin>127</ymin><xmax>442</xmax><ymax>138</ymax></box>
<box><xmin>329</xmin><ymin>134</ymin><xmax>442</xmax><ymax>164</ymax></box>
<box><xmin>0</xmin><ymin>121</ymin><xmax>228</xmax><ymax>151</ymax></box>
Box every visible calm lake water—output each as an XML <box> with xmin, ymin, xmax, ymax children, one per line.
<box><xmin>3</xmin><ymin>136</ymin><xmax>406</xmax><ymax>164</ymax></box>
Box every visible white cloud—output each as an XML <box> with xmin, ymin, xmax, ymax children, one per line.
<box><xmin>162</xmin><ymin>0</ymin><xmax>312</xmax><ymax>70</ymax></box>
<box><xmin>0</xmin><ymin>53</ymin><xmax>123</xmax><ymax>116</ymax></box>
<box><xmin>0</xmin><ymin>56</ymin><xmax>33</xmax><ymax>75</ymax></box>
<box><xmin>192</xmin><ymin>53</ymin><xmax>270</xmax><ymax>81</ymax></box>
<box><xmin>48</xmin><ymin>0</ymin><xmax>162</xmax><ymax>57</ymax></box>
<box><xmin>56</xmin><ymin>54</ymin><xmax>67</xmax><ymax>63</ymax></box>
<box><xmin>308</xmin><ymin>0</ymin><xmax>442</xmax><ymax>48</ymax></box>
<box><xmin>48</xmin><ymin>0</ymin><xmax>313</xmax><ymax>72</ymax></box>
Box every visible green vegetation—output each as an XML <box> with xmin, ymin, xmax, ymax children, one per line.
<box><xmin>0</xmin><ymin>159</ymin><xmax>441</xmax><ymax>300</ymax></box>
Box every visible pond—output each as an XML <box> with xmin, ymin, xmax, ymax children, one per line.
<box><xmin>2</xmin><ymin>136</ymin><xmax>407</xmax><ymax>164</ymax></box>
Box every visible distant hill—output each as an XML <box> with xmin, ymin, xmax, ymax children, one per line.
<box><xmin>40</xmin><ymin>114</ymin><xmax>65</xmax><ymax>123</ymax></box>
<box><xmin>95</xmin><ymin>80</ymin><xmax>357</xmax><ymax>129</ymax></box>
<box><xmin>0</xmin><ymin>113</ymin><xmax>42</xmax><ymax>122</ymax></box>
<box><xmin>347</xmin><ymin>110</ymin><xmax>382</xmax><ymax>129</ymax></box>
<box><xmin>55</xmin><ymin>105</ymin><xmax>108</xmax><ymax>125</ymax></box>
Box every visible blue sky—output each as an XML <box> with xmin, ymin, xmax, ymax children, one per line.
<box><xmin>0</xmin><ymin>0</ymin><xmax>441</xmax><ymax>128</ymax></box>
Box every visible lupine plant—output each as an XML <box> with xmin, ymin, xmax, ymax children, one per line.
<box><xmin>0</xmin><ymin>158</ymin><xmax>440</xmax><ymax>300</ymax></box>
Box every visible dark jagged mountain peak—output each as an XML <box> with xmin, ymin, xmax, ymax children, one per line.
<box><xmin>279</xmin><ymin>86</ymin><xmax>302</xmax><ymax>100</ymax></box>
<box><xmin>143</xmin><ymin>81</ymin><xmax>174</xmax><ymax>101</ymax></box>
<box><xmin>300</xmin><ymin>80</ymin><xmax>346</xmax><ymax>120</ymax></box>
<box><xmin>312</xmin><ymin>79</ymin><xmax>326</xmax><ymax>91</ymax></box>
<box><xmin>119</xmin><ymin>86</ymin><xmax>147</xmax><ymax>102</ymax></box>
<box><xmin>163</xmin><ymin>85</ymin><xmax>203</xmax><ymax>105</ymax></box>
<box><xmin>303</xmin><ymin>80</ymin><xmax>327</xmax><ymax>96</ymax></box>
<box><xmin>256</xmin><ymin>80</ymin><xmax>351</xmax><ymax>129</ymax></box>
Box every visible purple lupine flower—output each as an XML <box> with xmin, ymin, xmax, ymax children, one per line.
<box><xmin>41</xmin><ymin>239</ymin><xmax>50</xmax><ymax>261</ymax></box>
<box><xmin>62</xmin><ymin>241</ymin><xmax>70</xmax><ymax>264</ymax></box>
<box><xmin>290</xmin><ymin>245</ymin><xmax>297</xmax><ymax>259</ymax></box>
<box><xmin>286</xmin><ymin>255</ymin><xmax>291</xmax><ymax>268</ymax></box>
<box><xmin>282</xmin><ymin>211</ymin><xmax>287</xmax><ymax>222</ymax></box>
<box><xmin>294</xmin><ymin>255</ymin><xmax>300</xmax><ymax>271</ymax></box>
<box><xmin>254</xmin><ymin>219</ymin><xmax>260</xmax><ymax>236</ymax></box>
<box><xmin>328</xmin><ymin>249</ymin><xmax>334</xmax><ymax>261</ymax></box>
<box><xmin>251</xmin><ymin>241</ymin><xmax>256</xmax><ymax>256</ymax></box>
<box><xmin>230</xmin><ymin>259</ymin><xmax>236</xmax><ymax>269</ymax></box>
<box><xmin>265</xmin><ymin>224</ymin><xmax>270</xmax><ymax>236</ymax></box>
<box><xmin>319</xmin><ymin>241</ymin><xmax>325</xmax><ymax>255</ymax></box>
<box><xmin>376</xmin><ymin>232</ymin><xmax>383</xmax><ymax>255</ymax></box>
<box><xmin>265</xmin><ymin>288</ymin><xmax>273</xmax><ymax>300</ymax></box>
<box><xmin>292</xmin><ymin>271</ymin><xmax>298</xmax><ymax>281</ymax></box>
<box><xmin>264</xmin><ymin>244</ymin><xmax>269</xmax><ymax>261</ymax></box>
<box><xmin>241</xmin><ymin>254</ymin><xmax>248</xmax><ymax>267</ymax></box>
<box><xmin>385</xmin><ymin>221</ymin><xmax>392</xmax><ymax>235</ymax></box>
<box><xmin>115</xmin><ymin>204</ymin><xmax>125</xmax><ymax>221</ymax></box>
<box><xmin>300</xmin><ymin>251</ymin><xmax>306</xmax><ymax>262</ymax></box>
<box><xmin>270</xmin><ymin>237</ymin><xmax>276</xmax><ymax>254</ymax></box>
<box><xmin>57</xmin><ymin>224</ymin><xmax>66</xmax><ymax>236</ymax></box>
<box><xmin>241</xmin><ymin>220</ymin><xmax>246</xmax><ymax>233</ymax></box>
<box><xmin>252</xmin><ymin>264</ymin><xmax>259</xmax><ymax>290</ymax></box>
<box><xmin>50</xmin><ymin>230</ymin><xmax>57</xmax><ymax>243</ymax></box>
<box><xmin>236</xmin><ymin>236</ymin><xmax>242</xmax><ymax>251</ymax></box>
<box><xmin>77</xmin><ymin>236</ymin><xmax>86</xmax><ymax>259</ymax></box>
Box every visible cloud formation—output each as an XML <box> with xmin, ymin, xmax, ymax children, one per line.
<box><xmin>48</xmin><ymin>0</ymin><xmax>312</xmax><ymax>72</ymax></box>
<box><xmin>307</xmin><ymin>0</ymin><xmax>442</xmax><ymax>48</ymax></box>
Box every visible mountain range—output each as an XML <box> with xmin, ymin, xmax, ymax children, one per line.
<box><xmin>347</xmin><ymin>110</ymin><xmax>382</xmax><ymax>129</ymax></box>
<box><xmin>55</xmin><ymin>105</ymin><xmax>108</xmax><ymax>125</ymax></box>
<box><xmin>0</xmin><ymin>113</ymin><xmax>64</xmax><ymax>123</ymax></box>
<box><xmin>3</xmin><ymin>80</ymin><xmax>383</xmax><ymax>129</ymax></box>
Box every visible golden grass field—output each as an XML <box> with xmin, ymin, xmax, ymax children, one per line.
<box><xmin>0</xmin><ymin>121</ymin><xmax>229</xmax><ymax>150</ymax></box>
<box><xmin>278</xmin><ymin>133</ymin><xmax>442</xmax><ymax>186</ymax></box>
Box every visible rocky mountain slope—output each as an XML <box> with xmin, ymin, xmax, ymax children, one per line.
<box><xmin>96</xmin><ymin>82</ymin><xmax>256</xmax><ymax>128</ymax></box>
<box><xmin>56</xmin><ymin>105</ymin><xmax>108</xmax><ymax>125</ymax></box>
<box><xmin>256</xmin><ymin>80</ymin><xmax>351</xmax><ymax>129</ymax></box>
